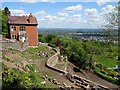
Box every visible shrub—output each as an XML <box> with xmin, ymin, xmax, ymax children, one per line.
<box><xmin>94</xmin><ymin>69</ymin><xmax>118</xmax><ymax>85</ymax></box>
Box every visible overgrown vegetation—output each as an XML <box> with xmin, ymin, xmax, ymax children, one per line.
<box><xmin>38</xmin><ymin>34</ymin><xmax>119</xmax><ymax>84</ymax></box>
<box><xmin>2</xmin><ymin>67</ymin><xmax>58</xmax><ymax>89</ymax></box>
<box><xmin>2</xmin><ymin>46</ymin><xmax>57</xmax><ymax>89</ymax></box>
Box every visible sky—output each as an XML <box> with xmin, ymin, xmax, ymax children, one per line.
<box><xmin>2</xmin><ymin>0</ymin><xmax>119</xmax><ymax>29</ymax></box>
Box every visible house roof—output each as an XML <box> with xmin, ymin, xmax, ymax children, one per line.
<box><xmin>7</xmin><ymin>15</ymin><xmax>38</xmax><ymax>25</ymax></box>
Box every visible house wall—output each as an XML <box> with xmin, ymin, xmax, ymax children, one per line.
<box><xmin>26</xmin><ymin>26</ymin><xmax>38</xmax><ymax>46</ymax></box>
<box><xmin>9</xmin><ymin>25</ymin><xmax>20</xmax><ymax>40</ymax></box>
<box><xmin>9</xmin><ymin>25</ymin><xmax>38</xmax><ymax>46</ymax></box>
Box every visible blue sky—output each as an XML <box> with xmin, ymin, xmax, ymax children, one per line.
<box><xmin>2</xmin><ymin>1</ymin><xmax>118</xmax><ymax>28</ymax></box>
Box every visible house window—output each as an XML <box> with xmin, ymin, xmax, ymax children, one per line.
<box><xmin>19</xmin><ymin>32</ymin><xmax>27</xmax><ymax>42</ymax></box>
<box><xmin>11</xmin><ymin>34</ymin><xmax>17</xmax><ymax>39</ymax></box>
<box><xmin>20</xmin><ymin>26</ymin><xmax>26</xmax><ymax>31</ymax></box>
<box><xmin>11</xmin><ymin>26</ymin><xmax>16</xmax><ymax>31</ymax></box>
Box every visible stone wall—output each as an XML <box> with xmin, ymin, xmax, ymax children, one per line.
<box><xmin>46</xmin><ymin>48</ymin><xmax>67</xmax><ymax>74</ymax></box>
<box><xmin>2</xmin><ymin>41</ymin><xmax>28</xmax><ymax>51</ymax></box>
<box><xmin>46</xmin><ymin>48</ymin><xmax>109</xmax><ymax>89</ymax></box>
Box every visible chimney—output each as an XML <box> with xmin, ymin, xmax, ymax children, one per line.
<box><xmin>4</xmin><ymin>7</ymin><xmax>11</xmax><ymax>17</ymax></box>
<box><xmin>28</xmin><ymin>13</ymin><xmax>33</xmax><ymax>23</ymax></box>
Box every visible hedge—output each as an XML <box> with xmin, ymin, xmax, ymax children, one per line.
<box><xmin>94</xmin><ymin>70</ymin><xmax>119</xmax><ymax>85</ymax></box>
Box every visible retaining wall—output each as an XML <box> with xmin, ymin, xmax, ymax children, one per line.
<box><xmin>46</xmin><ymin>48</ymin><xmax>109</xmax><ymax>89</ymax></box>
<box><xmin>2</xmin><ymin>41</ymin><xmax>28</xmax><ymax>51</ymax></box>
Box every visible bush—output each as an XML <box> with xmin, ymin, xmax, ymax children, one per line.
<box><xmin>2</xmin><ymin>68</ymin><xmax>45</xmax><ymax>88</ymax></box>
<box><xmin>94</xmin><ymin>69</ymin><xmax>118</xmax><ymax>85</ymax></box>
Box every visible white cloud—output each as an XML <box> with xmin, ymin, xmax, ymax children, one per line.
<box><xmin>83</xmin><ymin>20</ymin><xmax>87</xmax><ymax>23</ymax></box>
<box><xmin>38</xmin><ymin>18</ymin><xmax>45</xmax><ymax>21</ymax></box>
<box><xmin>89</xmin><ymin>18</ymin><xmax>101</xmax><ymax>22</ymax></box>
<box><xmin>64</xmin><ymin>4</ymin><xmax>83</xmax><ymax>12</ymax></box>
<box><xmin>97</xmin><ymin>0</ymin><xmax>110</xmax><ymax>6</ymax></box>
<box><xmin>21</xmin><ymin>0</ymin><xmax>48</xmax><ymax>3</ymax></box>
<box><xmin>52</xmin><ymin>16</ymin><xmax>58</xmax><ymax>19</ymax></box>
<box><xmin>10</xmin><ymin>9</ymin><xmax>26</xmax><ymax>16</ymax></box>
<box><xmin>84</xmin><ymin>8</ymin><xmax>106</xmax><ymax>27</ymax></box>
<box><xmin>59</xmin><ymin>17</ymin><xmax>66</xmax><ymax>21</ymax></box>
<box><xmin>84</xmin><ymin>8</ymin><xmax>100</xmax><ymax>18</ymax></box>
<box><xmin>73</xmin><ymin>14</ymin><xmax>81</xmax><ymax>18</ymax></box>
<box><xmin>57</xmin><ymin>12</ymin><xmax>69</xmax><ymax>17</ymax></box>
<box><xmin>21</xmin><ymin>0</ymin><xmax>55</xmax><ymax>3</ymax></box>
<box><xmin>101</xmin><ymin>5</ymin><xmax>115</xmax><ymax>14</ymax></box>
<box><xmin>41</xmin><ymin>15</ymin><xmax>58</xmax><ymax>22</ymax></box>
<box><xmin>36</xmin><ymin>4</ymin><xmax>116</xmax><ymax>28</ymax></box>
<box><xmin>44</xmin><ymin>15</ymin><xmax>53</xmax><ymax>21</ymax></box>
<box><xmin>34</xmin><ymin>11</ymin><xmax>46</xmax><ymax>16</ymax></box>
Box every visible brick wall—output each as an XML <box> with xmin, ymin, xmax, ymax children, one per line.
<box><xmin>10</xmin><ymin>25</ymin><xmax>20</xmax><ymax>40</ymax></box>
<box><xmin>9</xmin><ymin>25</ymin><xmax>38</xmax><ymax>46</ymax></box>
<box><xmin>26</xmin><ymin>26</ymin><xmax>38</xmax><ymax>46</ymax></box>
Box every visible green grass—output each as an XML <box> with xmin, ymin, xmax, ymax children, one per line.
<box><xmin>16</xmin><ymin>45</ymin><xmax>55</xmax><ymax>60</ymax></box>
<box><xmin>25</xmin><ymin>46</ymin><xmax>55</xmax><ymax>60</ymax></box>
<box><xmin>26</xmin><ymin>46</ymin><xmax>49</xmax><ymax>53</ymax></box>
<box><xmin>93</xmin><ymin>55</ymin><xmax>118</xmax><ymax>68</ymax></box>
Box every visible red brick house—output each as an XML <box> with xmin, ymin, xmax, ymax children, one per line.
<box><xmin>7</xmin><ymin>13</ymin><xmax>38</xmax><ymax>46</ymax></box>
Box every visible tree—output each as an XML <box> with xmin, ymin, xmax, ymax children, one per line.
<box><xmin>102</xmin><ymin>5</ymin><xmax>119</xmax><ymax>44</ymax></box>
<box><xmin>60</xmin><ymin>37</ymin><xmax>91</xmax><ymax>69</ymax></box>
<box><xmin>45</xmin><ymin>34</ymin><xmax>56</xmax><ymax>44</ymax></box>
<box><xmin>1</xmin><ymin>7</ymin><xmax>8</xmax><ymax>35</ymax></box>
<box><xmin>4</xmin><ymin>7</ymin><xmax>10</xmax><ymax>16</ymax></box>
<box><xmin>55</xmin><ymin>38</ymin><xmax>61</xmax><ymax>47</ymax></box>
<box><xmin>0</xmin><ymin>9</ymin><xmax>2</xmax><ymax>34</ymax></box>
<box><xmin>102</xmin><ymin>4</ymin><xmax>120</xmax><ymax>62</ymax></box>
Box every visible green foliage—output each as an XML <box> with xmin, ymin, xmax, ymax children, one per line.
<box><xmin>93</xmin><ymin>55</ymin><xmax>118</xmax><ymax>68</ymax></box>
<box><xmin>59</xmin><ymin>37</ymin><xmax>91</xmax><ymax>69</ymax></box>
<box><xmin>2</xmin><ymin>67</ymin><xmax>53</xmax><ymax>88</ymax></box>
<box><xmin>38</xmin><ymin>34</ymin><xmax>118</xmax><ymax>69</ymax></box>
<box><xmin>38</xmin><ymin>34</ymin><xmax>119</xmax><ymax>84</ymax></box>
<box><xmin>2</xmin><ymin>46</ymin><xmax>58</xmax><ymax>89</ymax></box>
<box><xmin>46</xmin><ymin>34</ymin><xmax>56</xmax><ymax>44</ymax></box>
<box><xmin>26</xmin><ymin>46</ymin><xmax>48</xmax><ymax>54</ymax></box>
<box><xmin>26</xmin><ymin>64</ymin><xmax>36</xmax><ymax>72</ymax></box>
<box><xmin>0</xmin><ymin>9</ymin><xmax>8</xmax><ymax>35</ymax></box>
<box><xmin>94</xmin><ymin>68</ymin><xmax>118</xmax><ymax>85</ymax></box>
<box><xmin>94</xmin><ymin>63</ymin><xmax>119</xmax><ymax>85</ymax></box>
<box><xmin>3</xmin><ymin>68</ymin><xmax>22</xmax><ymax>88</ymax></box>
<box><xmin>38</xmin><ymin>34</ymin><xmax>46</xmax><ymax>43</ymax></box>
<box><xmin>38</xmin><ymin>34</ymin><xmax>57</xmax><ymax>45</ymax></box>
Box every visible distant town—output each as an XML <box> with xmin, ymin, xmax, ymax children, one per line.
<box><xmin>38</xmin><ymin>28</ymin><xmax>118</xmax><ymax>44</ymax></box>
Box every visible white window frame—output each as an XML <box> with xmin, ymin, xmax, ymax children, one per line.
<box><xmin>11</xmin><ymin>34</ymin><xmax>17</xmax><ymax>39</ymax></box>
<box><xmin>20</xmin><ymin>26</ymin><xmax>26</xmax><ymax>31</ymax></box>
<box><xmin>11</xmin><ymin>26</ymin><xmax>16</xmax><ymax>32</ymax></box>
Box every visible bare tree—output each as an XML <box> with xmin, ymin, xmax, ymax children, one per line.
<box><xmin>102</xmin><ymin>5</ymin><xmax>119</xmax><ymax>44</ymax></box>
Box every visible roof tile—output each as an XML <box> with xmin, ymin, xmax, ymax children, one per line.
<box><xmin>8</xmin><ymin>16</ymin><xmax>38</xmax><ymax>25</ymax></box>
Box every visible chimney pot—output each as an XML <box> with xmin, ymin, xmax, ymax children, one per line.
<box><xmin>28</xmin><ymin>13</ymin><xmax>33</xmax><ymax>23</ymax></box>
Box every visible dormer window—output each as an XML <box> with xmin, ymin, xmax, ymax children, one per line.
<box><xmin>11</xmin><ymin>26</ymin><xmax>16</xmax><ymax>31</ymax></box>
<box><xmin>20</xmin><ymin>26</ymin><xmax>26</xmax><ymax>31</ymax></box>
